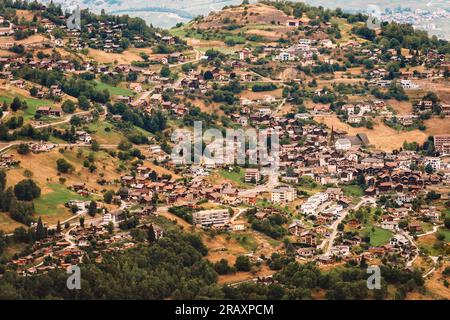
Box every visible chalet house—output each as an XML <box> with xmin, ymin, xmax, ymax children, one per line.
<box><xmin>299</xmin><ymin>231</ymin><xmax>318</xmax><ymax>246</ymax></box>
<box><xmin>239</xmin><ymin>48</ymin><xmax>252</xmax><ymax>61</ymax></box>
<box><xmin>75</xmin><ymin>131</ymin><xmax>92</xmax><ymax>143</ymax></box>
<box><xmin>117</xmin><ymin>95</ymin><xmax>132</xmax><ymax>104</ymax></box>
<box><xmin>381</xmin><ymin>220</ymin><xmax>398</xmax><ymax>231</ymax></box>
<box><xmin>288</xmin><ymin>220</ymin><xmax>304</xmax><ymax>236</ymax></box>
<box><xmin>36</xmin><ymin>106</ymin><xmax>63</xmax><ymax>117</ymax></box>
<box><xmin>40</xmin><ymin>18</ymin><xmax>55</xmax><ymax>29</ymax></box>
<box><xmin>296</xmin><ymin>247</ymin><xmax>316</xmax><ymax>258</ymax></box>
<box><xmin>161</xmin><ymin>36</ymin><xmax>175</xmax><ymax>45</ymax></box>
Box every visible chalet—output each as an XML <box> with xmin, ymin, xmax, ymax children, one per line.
<box><xmin>287</xmin><ymin>19</ymin><xmax>302</xmax><ymax>27</ymax></box>
<box><xmin>288</xmin><ymin>220</ymin><xmax>304</xmax><ymax>236</ymax></box>
<box><xmin>381</xmin><ymin>220</ymin><xmax>398</xmax><ymax>231</ymax></box>
<box><xmin>40</xmin><ymin>19</ymin><xmax>56</xmax><ymax>30</ymax></box>
<box><xmin>299</xmin><ymin>231</ymin><xmax>318</xmax><ymax>246</ymax></box>
<box><xmin>75</xmin><ymin>131</ymin><xmax>92</xmax><ymax>143</ymax></box>
<box><xmin>296</xmin><ymin>247</ymin><xmax>316</xmax><ymax>258</ymax></box>
<box><xmin>117</xmin><ymin>95</ymin><xmax>132</xmax><ymax>104</ymax></box>
<box><xmin>36</xmin><ymin>106</ymin><xmax>63</xmax><ymax>117</ymax></box>
<box><xmin>239</xmin><ymin>48</ymin><xmax>252</xmax><ymax>61</ymax></box>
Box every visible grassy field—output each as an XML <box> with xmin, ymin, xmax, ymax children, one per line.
<box><xmin>438</xmin><ymin>228</ymin><xmax>450</xmax><ymax>242</ymax></box>
<box><xmin>218</xmin><ymin>168</ymin><xmax>252</xmax><ymax>188</ymax></box>
<box><xmin>341</xmin><ymin>184</ymin><xmax>364</xmax><ymax>197</ymax></box>
<box><xmin>229</xmin><ymin>233</ymin><xmax>258</xmax><ymax>252</ymax></box>
<box><xmin>87</xmin><ymin>120</ymin><xmax>124</xmax><ymax>144</ymax></box>
<box><xmin>34</xmin><ymin>183</ymin><xmax>86</xmax><ymax>217</ymax></box>
<box><xmin>93</xmin><ymin>81</ymin><xmax>134</xmax><ymax>97</ymax></box>
<box><xmin>0</xmin><ymin>95</ymin><xmax>52</xmax><ymax>120</ymax></box>
<box><xmin>363</xmin><ymin>226</ymin><xmax>392</xmax><ymax>246</ymax></box>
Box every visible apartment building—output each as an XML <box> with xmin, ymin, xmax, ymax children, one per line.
<box><xmin>192</xmin><ymin>209</ymin><xmax>230</xmax><ymax>228</ymax></box>
<box><xmin>271</xmin><ymin>186</ymin><xmax>296</xmax><ymax>204</ymax></box>
<box><xmin>244</xmin><ymin>168</ymin><xmax>260</xmax><ymax>183</ymax></box>
<box><xmin>434</xmin><ymin>135</ymin><xmax>450</xmax><ymax>154</ymax></box>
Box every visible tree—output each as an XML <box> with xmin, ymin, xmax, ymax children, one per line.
<box><xmin>235</xmin><ymin>255</ymin><xmax>251</xmax><ymax>272</ymax></box>
<box><xmin>147</xmin><ymin>224</ymin><xmax>155</xmax><ymax>243</ymax></box>
<box><xmin>88</xmin><ymin>201</ymin><xmax>97</xmax><ymax>217</ymax></box>
<box><xmin>10</xmin><ymin>97</ymin><xmax>22</xmax><ymax>112</ymax></box>
<box><xmin>78</xmin><ymin>95</ymin><xmax>91</xmax><ymax>110</ymax></box>
<box><xmin>214</xmin><ymin>258</ymin><xmax>233</xmax><ymax>275</ymax></box>
<box><xmin>106</xmin><ymin>221</ymin><xmax>114</xmax><ymax>234</ymax></box>
<box><xmin>203</xmin><ymin>70</ymin><xmax>213</xmax><ymax>80</ymax></box>
<box><xmin>91</xmin><ymin>139</ymin><xmax>100</xmax><ymax>151</ymax></box>
<box><xmin>35</xmin><ymin>217</ymin><xmax>46</xmax><ymax>241</ymax></box>
<box><xmin>62</xmin><ymin>100</ymin><xmax>76</xmax><ymax>113</ymax></box>
<box><xmin>424</xmin><ymin>163</ymin><xmax>434</xmax><ymax>174</ymax></box>
<box><xmin>56</xmin><ymin>158</ymin><xmax>74</xmax><ymax>173</ymax></box>
<box><xmin>17</xmin><ymin>143</ymin><xmax>30</xmax><ymax>155</ymax></box>
<box><xmin>56</xmin><ymin>220</ymin><xmax>62</xmax><ymax>234</ymax></box>
<box><xmin>0</xmin><ymin>169</ymin><xmax>6</xmax><ymax>192</ymax></box>
<box><xmin>119</xmin><ymin>38</ymin><xmax>131</xmax><ymax>49</ymax></box>
<box><xmin>103</xmin><ymin>190</ymin><xmax>114</xmax><ymax>204</ymax></box>
<box><xmin>14</xmin><ymin>179</ymin><xmax>41</xmax><ymax>201</ymax></box>
<box><xmin>79</xmin><ymin>216</ymin><xmax>84</xmax><ymax>228</ymax></box>
<box><xmin>160</xmin><ymin>66</ymin><xmax>171</xmax><ymax>78</ymax></box>
<box><xmin>444</xmin><ymin>217</ymin><xmax>450</xmax><ymax>229</ymax></box>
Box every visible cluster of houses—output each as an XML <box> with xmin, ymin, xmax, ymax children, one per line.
<box><xmin>8</xmin><ymin>215</ymin><xmax>164</xmax><ymax>276</ymax></box>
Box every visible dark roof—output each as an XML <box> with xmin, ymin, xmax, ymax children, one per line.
<box><xmin>356</xmin><ymin>133</ymin><xmax>370</xmax><ymax>146</ymax></box>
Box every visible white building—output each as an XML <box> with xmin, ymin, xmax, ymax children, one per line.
<box><xmin>400</xmin><ymin>79</ymin><xmax>419</xmax><ymax>89</ymax></box>
<box><xmin>381</xmin><ymin>220</ymin><xmax>398</xmax><ymax>231</ymax></box>
<box><xmin>103</xmin><ymin>209</ymin><xmax>125</xmax><ymax>225</ymax></box>
<box><xmin>193</xmin><ymin>209</ymin><xmax>230</xmax><ymax>228</ymax></box>
<box><xmin>424</xmin><ymin>157</ymin><xmax>441</xmax><ymax>171</ymax></box>
<box><xmin>335</xmin><ymin>138</ymin><xmax>352</xmax><ymax>151</ymax></box>
<box><xmin>300</xmin><ymin>192</ymin><xmax>329</xmax><ymax>215</ymax></box>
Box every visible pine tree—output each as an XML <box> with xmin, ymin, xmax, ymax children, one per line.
<box><xmin>56</xmin><ymin>220</ymin><xmax>62</xmax><ymax>234</ymax></box>
<box><xmin>147</xmin><ymin>224</ymin><xmax>156</xmax><ymax>243</ymax></box>
<box><xmin>35</xmin><ymin>217</ymin><xmax>46</xmax><ymax>241</ymax></box>
<box><xmin>88</xmin><ymin>201</ymin><xmax>97</xmax><ymax>217</ymax></box>
<box><xmin>79</xmin><ymin>216</ymin><xmax>85</xmax><ymax>228</ymax></box>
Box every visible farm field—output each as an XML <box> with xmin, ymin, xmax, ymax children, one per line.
<box><xmin>86</xmin><ymin>121</ymin><xmax>126</xmax><ymax>145</ymax></box>
<box><xmin>363</xmin><ymin>226</ymin><xmax>392</xmax><ymax>246</ymax></box>
<box><xmin>5</xmin><ymin>148</ymin><xmax>122</xmax><ymax>193</ymax></box>
<box><xmin>33</xmin><ymin>183</ymin><xmax>85</xmax><ymax>224</ymax></box>
<box><xmin>314</xmin><ymin>115</ymin><xmax>429</xmax><ymax>151</ymax></box>
<box><xmin>93</xmin><ymin>81</ymin><xmax>134</xmax><ymax>97</ymax></box>
<box><xmin>215</xmin><ymin>168</ymin><xmax>252</xmax><ymax>188</ymax></box>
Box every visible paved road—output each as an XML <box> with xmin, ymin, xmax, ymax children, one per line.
<box><xmin>168</xmin><ymin>49</ymin><xmax>201</xmax><ymax>69</ymax></box>
<box><xmin>320</xmin><ymin>196</ymin><xmax>375</xmax><ymax>256</ymax></box>
<box><xmin>230</xmin><ymin>207</ymin><xmax>247</xmax><ymax>223</ymax></box>
<box><xmin>417</xmin><ymin>224</ymin><xmax>442</xmax><ymax>238</ymax></box>
<box><xmin>33</xmin><ymin>110</ymin><xmax>92</xmax><ymax>128</ymax></box>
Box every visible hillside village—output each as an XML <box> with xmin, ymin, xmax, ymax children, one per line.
<box><xmin>0</xmin><ymin>0</ymin><xmax>448</xmax><ymax>300</ymax></box>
